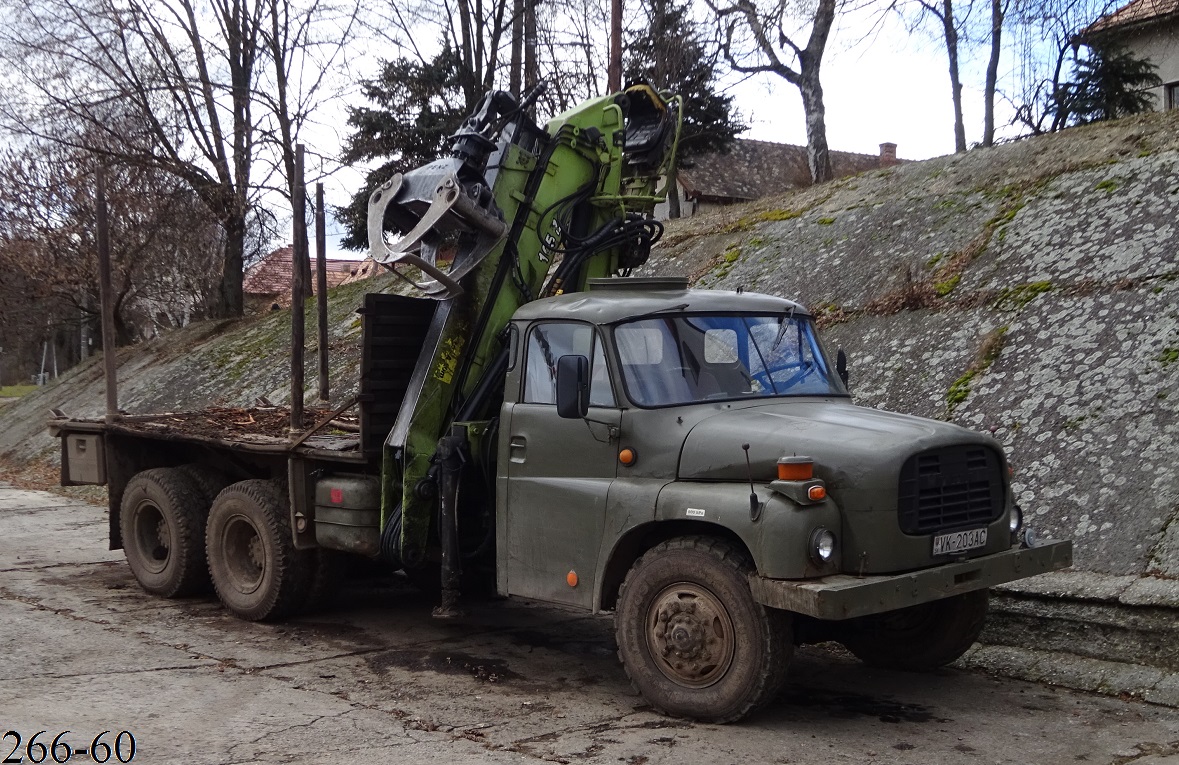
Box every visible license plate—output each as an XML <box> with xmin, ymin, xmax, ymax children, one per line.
<box><xmin>932</xmin><ymin>527</ymin><xmax>987</xmax><ymax>556</ymax></box>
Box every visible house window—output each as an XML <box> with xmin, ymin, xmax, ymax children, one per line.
<box><xmin>1166</xmin><ymin>82</ymin><xmax>1179</xmax><ymax>110</ymax></box>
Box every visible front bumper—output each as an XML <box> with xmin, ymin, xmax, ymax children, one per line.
<box><xmin>748</xmin><ymin>540</ymin><xmax>1072</xmax><ymax>621</ymax></box>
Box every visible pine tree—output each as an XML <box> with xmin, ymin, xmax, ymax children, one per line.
<box><xmin>625</xmin><ymin>0</ymin><xmax>744</xmax><ymax>158</ymax></box>
<box><xmin>625</xmin><ymin>0</ymin><xmax>745</xmax><ymax>216</ymax></box>
<box><xmin>1061</xmin><ymin>43</ymin><xmax>1161</xmax><ymax>127</ymax></box>
<box><xmin>337</xmin><ymin>49</ymin><xmax>469</xmax><ymax>249</ymax></box>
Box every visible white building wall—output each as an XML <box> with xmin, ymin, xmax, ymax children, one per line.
<box><xmin>1117</xmin><ymin>25</ymin><xmax>1179</xmax><ymax>109</ymax></box>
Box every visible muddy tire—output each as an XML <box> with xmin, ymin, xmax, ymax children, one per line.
<box><xmin>614</xmin><ymin>536</ymin><xmax>793</xmax><ymax>723</ymax></box>
<box><xmin>120</xmin><ymin>468</ymin><xmax>209</xmax><ymax>598</ymax></box>
<box><xmin>206</xmin><ymin>480</ymin><xmax>311</xmax><ymax>621</ymax></box>
<box><xmin>176</xmin><ymin>463</ymin><xmax>231</xmax><ymax>508</ymax></box>
<box><xmin>839</xmin><ymin>590</ymin><xmax>989</xmax><ymax>671</ymax></box>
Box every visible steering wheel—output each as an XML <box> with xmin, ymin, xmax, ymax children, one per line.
<box><xmin>752</xmin><ymin>361</ymin><xmax>806</xmax><ymax>392</ymax></box>
<box><xmin>777</xmin><ymin>361</ymin><xmax>817</xmax><ymax>390</ymax></box>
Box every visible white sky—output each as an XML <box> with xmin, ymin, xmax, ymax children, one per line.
<box><xmin>725</xmin><ymin>8</ymin><xmax>1020</xmax><ymax>160</ymax></box>
<box><xmin>317</xmin><ymin>4</ymin><xmax>1035</xmax><ymax>257</ymax></box>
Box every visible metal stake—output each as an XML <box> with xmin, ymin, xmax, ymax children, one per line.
<box><xmin>290</xmin><ymin>145</ymin><xmax>307</xmax><ymax>432</ymax></box>
<box><xmin>315</xmin><ymin>182</ymin><xmax>329</xmax><ymax>402</ymax></box>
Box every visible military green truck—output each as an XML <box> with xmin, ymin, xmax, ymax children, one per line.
<box><xmin>49</xmin><ymin>84</ymin><xmax>1072</xmax><ymax>723</ymax></box>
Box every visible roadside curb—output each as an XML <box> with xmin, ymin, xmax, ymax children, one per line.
<box><xmin>961</xmin><ymin>643</ymin><xmax>1179</xmax><ymax>709</ymax></box>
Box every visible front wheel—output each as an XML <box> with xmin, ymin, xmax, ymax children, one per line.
<box><xmin>614</xmin><ymin>536</ymin><xmax>792</xmax><ymax>723</ymax></box>
<box><xmin>206</xmin><ymin>480</ymin><xmax>311</xmax><ymax>621</ymax></box>
<box><xmin>838</xmin><ymin>590</ymin><xmax>989</xmax><ymax>671</ymax></box>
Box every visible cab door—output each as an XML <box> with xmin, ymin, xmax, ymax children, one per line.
<box><xmin>500</xmin><ymin>321</ymin><xmax>619</xmax><ymax>609</ymax></box>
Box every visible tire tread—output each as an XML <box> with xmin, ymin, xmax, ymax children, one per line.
<box><xmin>206</xmin><ymin>479</ymin><xmax>310</xmax><ymax>622</ymax></box>
<box><xmin>615</xmin><ymin>535</ymin><xmax>792</xmax><ymax>723</ymax></box>
<box><xmin>120</xmin><ymin>468</ymin><xmax>209</xmax><ymax>598</ymax></box>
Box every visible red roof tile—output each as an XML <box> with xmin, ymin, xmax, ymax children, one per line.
<box><xmin>1082</xmin><ymin>0</ymin><xmax>1179</xmax><ymax>36</ymax></box>
<box><xmin>677</xmin><ymin>139</ymin><xmax>894</xmax><ymax>203</ymax></box>
<box><xmin>244</xmin><ymin>246</ymin><xmax>370</xmax><ymax>297</ymax></box>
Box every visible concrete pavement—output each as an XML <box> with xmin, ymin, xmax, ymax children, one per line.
<box><xmin>1</xmin><ymin>482</ymin><xmax>1177</xmax><ymax>764</ymax></box>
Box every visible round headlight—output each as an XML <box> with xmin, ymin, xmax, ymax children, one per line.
<box><xmin>1009</xmin><ymin>504</ymin><xmax>1024</xmax><ymax>534</ymax></box>
<box><xmin>809</xmin><ymin>527</ymin><xmax>836</xmax><ymax>564</ymax></box>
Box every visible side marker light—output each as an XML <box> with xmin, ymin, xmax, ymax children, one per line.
<box><xmin>778</xmin><ymin>456</ymin><xmax>814</xmax><ymax>481</ymax></box>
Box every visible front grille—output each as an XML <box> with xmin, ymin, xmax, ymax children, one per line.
<box><xmin>898</xmin><ymin>446</ymin><xmax>1004</xmax><ymax>534</ymax></box>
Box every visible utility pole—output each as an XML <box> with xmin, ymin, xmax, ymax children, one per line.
<box><xmin>609</xmin><ymin>0</ymin><xmax>623</xmax><ymax>91</ymax></box>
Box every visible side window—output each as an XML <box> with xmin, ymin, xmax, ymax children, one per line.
<box><xmin>523</xmin><ymin>323</ymin><xmax>615</xmax><ymax>406</ymax></box>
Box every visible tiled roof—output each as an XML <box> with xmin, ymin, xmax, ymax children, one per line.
<box><xmin>244</xmin><ymin>246</ymin><xmax>371</xmax><ymax>297</ymax></box>
<box><xmin>1082</xmin><ymin>0</ymin><xmax>1179</xmax><ymax>37</ymax></box>
<box><xmin>677</xmin><ymin>139</ymin><xmax>890</xmax><ymax>202</ymax></box>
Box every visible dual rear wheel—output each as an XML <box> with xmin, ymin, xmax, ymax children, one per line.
<box><xmin>120</xmin><ymin>469</ymin><xmax>340</xmax><ymax>621</ymax></box>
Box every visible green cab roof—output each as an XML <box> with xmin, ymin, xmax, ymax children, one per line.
<box><xmin>511</xmin><ymin>278</ymin><xmax>809</xmax><ymax>325</ymax></box>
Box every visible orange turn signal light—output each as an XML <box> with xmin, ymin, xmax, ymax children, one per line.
<box><xmin>567</xmin><ymin>570</ymin><xmax>579</xmax><ymax>587</ymax></box>
<box><xmin>777</xmin><ymin>456</ymin><xmax>813</xmax><ymax>481</ymax></box>
<box><xmin>619</xmin><ymin>448</ymin><xmax>637</xmax><ymax>466</ymax></box>
<box><xmin>807</xmin><ymin>485</ymin><xmax>827</xmax><ymax>501</ymax></box>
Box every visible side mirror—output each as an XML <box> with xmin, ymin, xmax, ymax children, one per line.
<box><xmin>836</xmin><ymin>348</ymin><xmax>849</xmax><ymax>389</ymax></box>
<box><xmin>555</xmin><ymin>354</ymin><xmax>590</xmax><ymax>419</ymax></box>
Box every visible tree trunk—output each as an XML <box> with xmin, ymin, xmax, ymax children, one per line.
<box><xmin>982</xmin><ymin>0</ymin><xmax>1003</xmax><ymax>147</ymax></box>
<box><xmin>799</xmin><ymin>71</ymin><xmax>833</xmax><ymax>183</ymax></box>
<box><xmin>510</xmin><ymin>0</ymin><xmax>523</xmax><ymax>96</ymax></box>
<box><xmin>524</xmin><ymin>0</ymin><xmax>537</xmax><ymax>91</ymax></box>
<box><xmin>216</xmin><ymin>215</ymin><xmax>246</xmax><ymax>318</ymax></box>
<box><xmin>667</xmin><ymin>163</ymin><xmax>681</xmax><ymax>218</ymax></box>
<box><xmin>942</xmin><ymin>0</ymin><xmax>967</xmax><ymax>153</ymax></box>
<box><xmin>609</xmin><ymin>0</ymin><xmax>622</xmax><ymax>91</ymax></box>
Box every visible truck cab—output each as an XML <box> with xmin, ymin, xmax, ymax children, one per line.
<box><xmin>494</xmin><ymin>276</ymin><xmax>1070</xmax><ymax>720</ymax></box>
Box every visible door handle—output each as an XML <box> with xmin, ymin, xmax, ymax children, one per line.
<box><xmin>509</xmin><ymin>435</ymin><xmax>526</xmax><ymax>463</ymax></box>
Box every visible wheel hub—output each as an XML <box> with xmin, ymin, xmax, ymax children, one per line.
<box><xmin>222</xmin><ymin>514</ymin><xmax>265</xmax><ymax>594</ymax></box>
<box><xmin>647</xmin><ymin>583</ymin><xmax>735</xmax><ymax>688</ymax></box>
<box><xmin>132</xmin><ymin>500</ymin><xmax>170</xmax><ymax>574</ymax></box>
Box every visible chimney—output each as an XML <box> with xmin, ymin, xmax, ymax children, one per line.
<box><xmin>879</xmin><ymin>143</ymin><xmax>898</xmax><ymax>167</ymax></box>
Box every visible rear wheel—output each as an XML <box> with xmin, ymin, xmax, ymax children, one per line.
<box><xmin>838</xmin><ymin>590</ymin><xmax>989</xmax><ymax>671</ymax></box>
<box><xmin>120</xmin><ymin>468</ymin><xmax>208</xmax><ymax>597</ymax></box>
<box><xmin>206</xmin><ymin>480</ymin><xmax>311</xmax><ymax>621</ymax></box>
<box><xmin>614</xmin><ymin>536</ymin><xmax>792</xmax><ymax>723</ymax></box>
<box><xmin>176</xmin><ymin>463</ymin><xmax>231</xmax><ymax>508</ymax></box>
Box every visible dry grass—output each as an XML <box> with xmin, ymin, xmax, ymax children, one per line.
<box><xmin>0</xmin><ymin>455</ymin><xmax>105</xmax><ymax>502</ymax></box>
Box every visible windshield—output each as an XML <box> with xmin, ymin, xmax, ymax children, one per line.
<box><xmin>613</xmin><ymin>314</ymin><xmax>847</xmax><ymax>407</ymax></box>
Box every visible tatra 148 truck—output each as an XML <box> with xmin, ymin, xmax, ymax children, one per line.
<box><xmin>49</xmin><ymin>84</ymin><xmax>1072</xmax><ymax>723</ymax></box>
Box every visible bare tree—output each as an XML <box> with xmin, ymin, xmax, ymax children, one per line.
<box><xmin>914</xmin><ymin>0</ymin><xmax>970</xmax><ymax>152</ymax></box>
<box><xmin>906</xmin><ymin>0</ymin><xmax>1005</xmax><ymax>149</ymax></box>
<box><xmin>0</xmin><ymin>134</ymin><xmax>225</xmax><ymax>360</ymax></box>
<box><xmin>258</xmin><ymin>0</ymin><xmax>363</xmax><ymax>287</ymax></box>
<box><xmin>536</xmin><ymin>0</ymin><xmax>612</xmax><ymax>111</ymax></box>
<box><xmin>706</xmin><ymin>0</ymin><xmax>839</xmax><ymax>183</ymax></box>
<box><xmin>368</xmin><ymin>0</ymin><xmax>512</xmax><ymax>112</ymax></box>
<box><xmin>0</xmin><ymin>0</ymin><xmax>266</xmax><ymax>317</ymax></box>
<box><xmin>0</xmin><ymin>0</ymin><xmax>358</xmax><ymax>319</ymax></box>
<box><xmin>1008</xmin><ymin>0</ymin><xmax>1120</xmax><ymax>136</ymax></box>
<box><xmin>981</xmin><ymin>0</ymin><xmax>1005</xmax><ymax>146</ymax></box>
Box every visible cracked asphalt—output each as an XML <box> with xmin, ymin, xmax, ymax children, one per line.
<box><xmin>2</xmin><ymin>483</ymin><xmax>1178</xmax><ymax>765</ymax></box>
